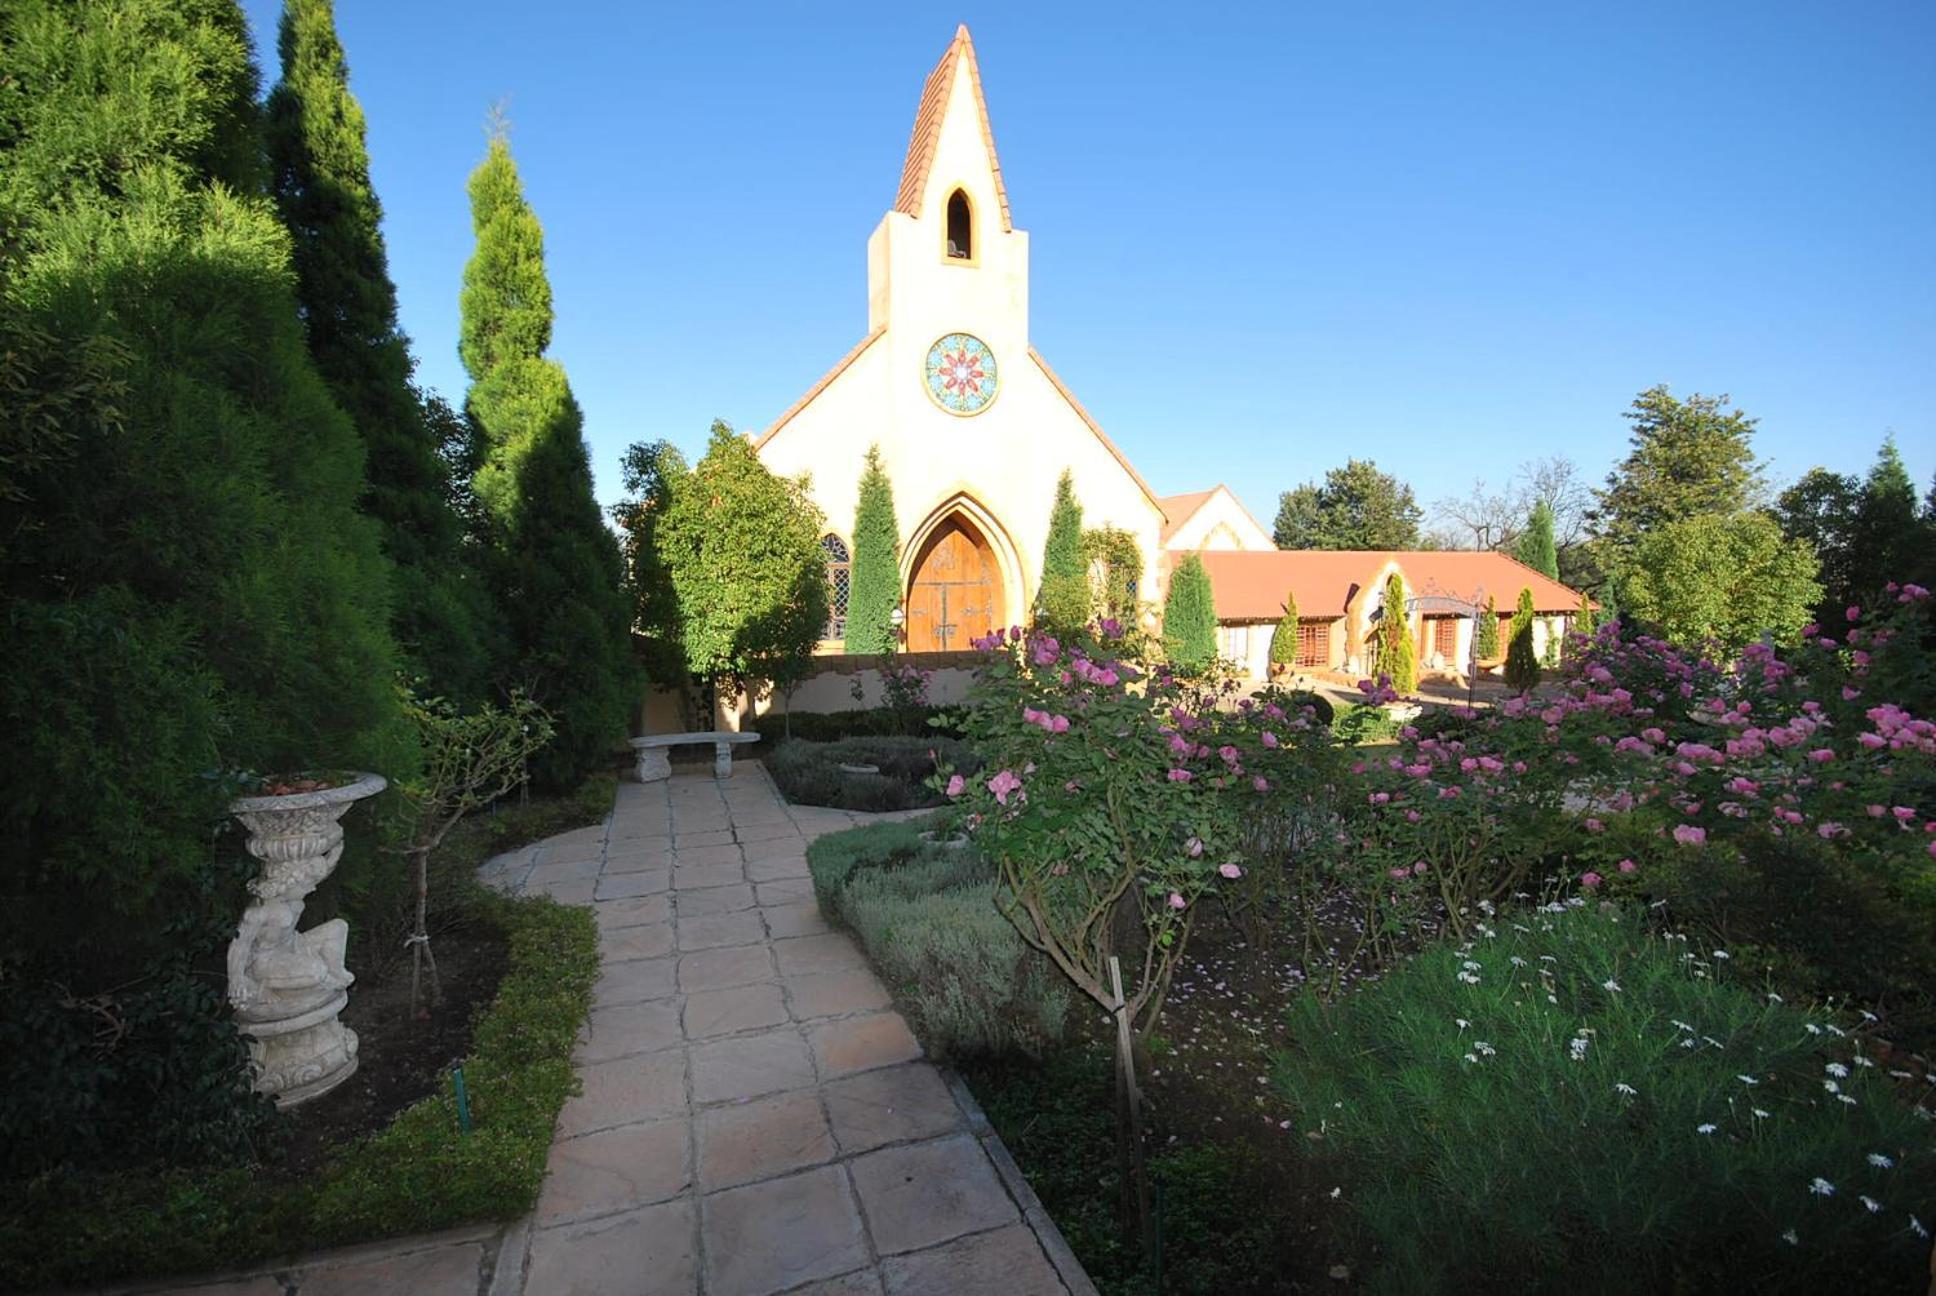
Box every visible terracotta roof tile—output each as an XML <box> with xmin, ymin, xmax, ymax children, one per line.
<box><xmin>1157</xmin><ymin>489</ymin><xmax>1215</xmax><ymax>543</ymax></box>
<box><xmin>1186</xmin><ymin>549</ymin><xmax>1589</xmax><ymax>621</ymax></box>
<box><xmin>893</xmin><ymin>25</ymin><xmax>1013</xmax><ymax>231</ymax></box>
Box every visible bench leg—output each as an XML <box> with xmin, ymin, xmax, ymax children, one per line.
<box><xmin>635</xmin><ymin>747</ymin><xmax>671</xmax><ymax>784</ymax></box>
<box><xmin>713</xmin><ymin>743</ymin><xmax>733</xmax><ymax>779</ymax></box>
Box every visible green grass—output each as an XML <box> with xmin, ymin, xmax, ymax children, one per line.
<box><xmin>1272</xmin><ymin>901</ymin><xmax>1936</xmax><ymax>1294</ymax></box>
<box><xmin>807</xmin><ymin>819</ymin><xmax>1069</xmax><ymax>1059</ymax></box>
<box><xmin>0</xmin><ymin>786</ymin><xmax>607</xmax><ymax>1291</ymax></box>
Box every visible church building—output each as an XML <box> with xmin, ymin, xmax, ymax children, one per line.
<box><xmin>753</xmin><ymin>26</ymin><xmax>1586</xmax><ymax>697</ymax></box>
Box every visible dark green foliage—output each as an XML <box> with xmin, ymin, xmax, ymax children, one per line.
<box><xmin>1775</xmin><ymin>465</ymin><xmax>1859</xmax><ymax>619</ymax></box>
<box><xmin>961</xmin><ymin>1048</ymin><xmax>1291</xmax><ymax>1295</ymax></box>
<box><xmin>1845</xmin><ymin>437</ymin><xmax>1929</xmax><ymax>606</ymax></box>
<box><xmin>1278</xmin><ymin>688</ymin><xmax>1336</xmax><ymax>727</ymax></box>
<box><xmin>1268</xmin><ymin>588</ymin><xmax>1299</xmax><ymax>665</ymax></box>
<box><xmin>1272</xmin><ymin>459</ymin><xmax>1422</xmax><ymax>549</ymax></box>
<box><xmin>1370</xmin><ymin>573</ymin><xmax>1416</xmax><ymax>692</ymax></box>
<box><xmin>1162</xmin><ymin>553</ymin><xmax>1219</xmax><ymax>672</ymax></box>
<box><xmin>1476</xmin><ymin>592</ymin><xmax>1501</xmax><ymax>658</ymax></box>
<box><xmin>750</xmin><ymin>705</ymin><xmax>961</xmax><ymax>745</ymax></box>
<box><xmin>459</xmin><ymin>130</ymin><xmax>634</xmax><ymax>788</ymax></box>
<box><xmin>1592</xmin><ymin>385</ymin><xmax>1764</xmax><ymax>558</ymax></box>
<box><xmin>1514</xmin><ymin>499</ymin><xmax>1558</xmax><ymax>579</ymax></box>
<box><xmin>654</xmin><ymin>422</ymin><xmax>828</xmax><ymax>697</ymax></box>
<box><xmin>846</xmin><ymin>445</ymin><xmax>901</xmax><ymax>654</ymax></box>
<box><xmin>1271</xmin><ymin>904</ymin><xmax>1936</xmax><ymax>1294</ymax></box>
<box><xmin>1333</xmin><ymin>702</ymin><xmax>1401</xmax><ymax>744</ymax></box>
<box><xmin>1575</xmin><ymin>588</ymin><xmax>1597</xmax><ymax>641</ymax></box>
<box><xmin>265</xmin><ymin>0</ymin><xmax>496</xmax><ymax>699</ymax></box>
<box><xmin>612</xmin><ymin>439</ymin><xmax>689</xmax><ymax>690</ymax></box>
<box><xmin>1616</xmin><ymin>512</ymin><xmax>1820</xmax><ymax>651</ymax></box>
<box><xmin>0</xmin><ymin>889</ymin><xmax>598</xmax><ymax>1290</ymax></box>
<box><xmin>1504</xmin><ymin>586</ymin><xmax>1540</xmax><ymax>691</ymax></box>
<box><xmin>768</xmin><ymin>736</ymin><xmax>979</xmax><ymax>812</ymax></box>
<box><xmin>1082</xmin><ymin>525</ymin><xmax>1143</xmax><ymax>623</ymax></box>
<box><xmin>807</xmin><ymin>821</ymin><xmax>1070</xmax><ymax>1058</ymax></box>
<box><xmin>1036</xmin><ymin>468</ymin><xmax>1091</xmax><ymax>630</ymax></box>
<box><xmin>0</xmin><ymin>0</ymin><xmax>411</xmax><ymax>969</ymax></box>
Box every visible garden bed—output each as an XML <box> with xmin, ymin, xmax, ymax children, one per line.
<box><xmin>768</xmin><ymin>735</ymin><xmax>979</xmax><ymax>812</ymax></box>
<box><xmin>0</xmin><ymin>783</ymin><xmax>608</xmax><ymax>1291</ymax></box>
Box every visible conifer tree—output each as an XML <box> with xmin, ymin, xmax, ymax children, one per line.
<box><xmin>846</xmin><ymin>446</ymin><xmax>901</xmax><ymax>654</ymax></box>
<box><xmin>1515</xmin><ymin>500</ymin><xmax>1559</xmax><ymax>579</ymax></box>
<box><xmin>1575</xmin><ymin>588</ymin><xmax>1597</xmax><ymax>641</ymax></box>
<box><xmin>1844</xmin><ymin>437</ymin><xmax>1923</xmax><ymax>606</ymax></box>
<box><xmin>459</xmin><ymin>126</ymin><xmax>634</xmax><ymax>788</ymax></box>
<box><xmin>1476</xmin><ymin>593</ymin><xmax>1501</xmax><ymax>660</ymax></box>
<box><xmin>1269</xmin><ymin>588</ymin><xmax>1301</xmax><ymax>667</ymax></box>
<box><xmin>1370</xmin><ymin>573</ymin><xmax>1416</xmax><ymax>693</ymax></box>
<box><xmin>1505</xmin><ymin>587</ymin><xmax>1541</xmax><ymax>692</ymax></box>
<box><xmin>1163</xmin><ymin>554</ymin><xmax>1219</xmax><ymax>673</ymax></box>
<box><xmin>1037</xmin><ymin>469</ymin><xmax>1091</xmax><ymax>630</ymax></box>
<box><xmin>265</xmin><ymin>0</ymin><xmax>497</xmax><ymax>697</ymax></box>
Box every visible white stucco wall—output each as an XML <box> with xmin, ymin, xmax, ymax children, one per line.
<box><xmin>1167</xmin><ymin>487</ymin><xmax>1274</xmax><ymax>553</ymax></box>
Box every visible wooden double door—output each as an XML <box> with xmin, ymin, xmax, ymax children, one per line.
<box><xmin>905</xmin><ymin>516</ymin><xmax>1004</xmax><ymax>652</ymax></box>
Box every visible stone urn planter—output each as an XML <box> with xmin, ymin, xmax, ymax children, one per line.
<box><xmin>227</xmin><ymin>771</ymin><xmax>386</xmax><ymax>1107</ymax></box>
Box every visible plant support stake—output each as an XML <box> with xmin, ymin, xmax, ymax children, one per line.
<box><xmin>452</xmin><ymin>1065</ymin><xmax>472</xmax><ymax>1134</ymax></box>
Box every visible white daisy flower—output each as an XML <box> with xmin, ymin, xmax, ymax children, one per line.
<box><xmin>1455</xmin><ymin>1018</ymin><xmax>1470</xmax><ymax>1030</ymax></box>
<box><xmin>1825</xmin><ymin>1062</ymin><xmax>1849</xmax><ymax>1078</ymax></box>
<box><xmin>1837</xmin><ymin>1094</ymin><xmax>1858</xmax><ymax>1106</ymax></box>
<box><xmin>1860</xmin><ymin>1195</ymin><xmax>1883</xmax><ymax>1214</ymax></box>
<box><xmin>1569</xmin><ymin>1037</ymin><xmax>1590</xmax><ymax>1062</ymax></box>
<box><xmin>1780</xmin><ymin>1228</ymin><xmax>1799</xmax><ymax>1245</ymax></box>
<box><xmin>1804</xmin><ymin>1024</ymin><xmax>1823</xmax><ymax>1035</ymax></box>
<box><xmin>1809</xmin><ymin>1177</ymin><xmax>1835</xmax><ymax>1196</ymax></box>
<box><xmin>1823</xmin><ymin>1080</ymin><xmax>1841</xmax><ymax>1094</ymax></box>
<box><xmin>1766</xmin><ymin>992</ymin><xmax>1785</xmax><ymax>1004</ymax></box>
<box><xmin>1910</xmin><ymin>1216</ymin><xmax>1929</xmax><ymax>1239</ymax></box>
<box><xmin>1752</xmin><ymin>1108</ymin><xmax>1771</xmax><ymax>1119</ymax></box>
<box><xmin>1696</xmin><ymin>1123</ymin><xmax>1717</xmax><ymax>1135</ymax></box>
<box><xmin>1602</xmin><ymin>979</ymin><xmax>1622</xmax><ymax>993</ymax></box>
<box><xmin>1614</xmin><ymin>1082</ymin><xmax>1637</xmax><ymax>1097</ymax></box>
<box><xmin>1737</xmin><ymin>1075</ymin><xmax>1759</xmax><ymax>1086</ymax></box>
<box><xmin>1473</xmin><ymin>1041</ymin><xmax>1496</xmax><ymax>1057</ymax></box>
<box><xmin>1867</xmin><ymin>1152</ymin><xmax>1894</xmax><ymax>1168</ymax></box>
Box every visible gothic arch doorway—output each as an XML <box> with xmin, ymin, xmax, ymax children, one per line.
<box><xmin>905</xmin><ymin>512</ymin><xmax>1005</xmax><ymax>652</ymax></box>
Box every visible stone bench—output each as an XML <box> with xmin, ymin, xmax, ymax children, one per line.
<box><xmin>630</xmin><ymin>731</ymin><xmax>761</xmax><ymax>783</ymax></box>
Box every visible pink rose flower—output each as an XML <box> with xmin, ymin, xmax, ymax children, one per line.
<box><xmin>1186</xmin><ymin>836</ymin><xmax>1204</xmax><ymax>857</ymax></box>
<box><xmin>1167</xmin><ymin>768</ymin><xmax>1194</xmax><ymax>783</ymax></box>
<box><xmin>1253</xmin><ymin>776</ymin><xmax>1270</xmax><ymax>792</ymax></box>
<box><xmin>1167</xmin><ymin>892</ymin><xmax>1187</xmax><ymax>910</ymax></box>
<box><xmin>1617</xmin><ymin>859</ymin><xmax>1637</xmax><ymax>873</ymax></box>
<box><xmin>1219</xmin><ymin>863</ymin><xmax>1243</xmax><ymax>880</ymax></box>
<box><xmin>1672</xmin><ymin>824</ymin><xmax>1706</xmax><ymax>846</ymax></box>
<box><xmin>945</xmin><ymin>774</ymin><xmax>966</xmax><ymax>798</ymax></box>
<box><xmin>1260</xmin><ymin>730</ymin><xmax>1280</xmax><ymax>749</ymax></box>
<box><xmin>1580</xmin><ymin>871</ymin><xmax>1603</xmax><ymax>889</ymax></box>
<box><xmin>986</xmin><ymin>769</ymin><xmax>1022</xmax><ymax>806</ymax></box>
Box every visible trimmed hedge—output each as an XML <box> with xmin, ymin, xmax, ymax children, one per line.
<box><xmin>752</xmin><ymin>704</ymin><xmax>961</xmax><ymax>745</ymax></box>
<box><xmin>0</xmin><ymin>888</ymin><xmax>597</xmax><ymax>1290</ymax></box>
<box><xmin>768</xmin><ymin>736</ymin><xmax>979</xmax><ymax>812</ymax></box>
<box><xmin>807</xmin><ymin>820</ymin><xmax>1070</xmax><ymax>1059</ymax></box>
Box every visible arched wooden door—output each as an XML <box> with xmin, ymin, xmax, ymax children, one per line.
<box><xmin>905</xmin><ymin>515</ymin><xmax>1004</xmax><ymax>652</ymax></box>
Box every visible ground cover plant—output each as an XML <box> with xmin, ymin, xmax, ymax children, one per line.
<box><xmin>769</xmin><ymin>735</ymin><xmax>979</xmax><ymax>811</ymax></box>
<box><xmin>808</xmin><ymin>819</ymin><xmax>1071</xmax><ymax>1057</ymax></box>
<box><xmin>0</xmin><ymin>785</ymin><xmax>605</xmax><ymax>1290</ymax></box>
<box><xmin>1272</xmin><ymin>902</ymin><xmax>1936</xmax><ymax>1294</ymax></box>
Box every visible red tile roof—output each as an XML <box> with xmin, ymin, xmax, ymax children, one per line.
<box><xmin>893</xmin><ymin>25</ymin><xmax>1013</xmax><ymax>231</ymax></box>
<box><xmin>1188</xmin><ymin>549</ymin><xmax>1588</xmax><ymax>621</ymax></box>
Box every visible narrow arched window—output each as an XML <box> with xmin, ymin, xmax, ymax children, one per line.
<box><xmin>821</xmin><ymin>534</ymin><xmax>851</xmax><ymax>641</ymax></box>
<box><xmin>945</xmin><ymin>188</ymin><xmax>972</xmax><ymax>260</ymax></box>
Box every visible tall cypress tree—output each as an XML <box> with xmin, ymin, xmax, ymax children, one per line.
<box><xmin>1844</xmin><ymin>437</ymin><xmax>1923</xmax><ymax>605</ymax></box>
<box><xmin>1476</xmin><ymin>593</ymin><xmax>1501</xmax><ymax>659</ymax></box>
<box><xmin>1036</xmin><ymin>469</ymin><xmax>1091</xmax><ymax>630</ymax></box>
<box><xmin>460</xmin><ymin>127</ymin><xmax>634</xmax><ymax>788</ymax></box>
<box><xmin>1269</xmin><ymin>588</ymin><xmax>1300</xmax><ymax>667</ymax></box>
<box><xmin>1162</xmin><ymin>554</ymin><xmax>1218</xmax><ymax>673</ymax></box>
<box><xmin>846</xmin><ymin>445</ymin><xmax>901</xmax><ymax>654</ymax></box>
<box><xmin>1515</xmin><ymin>500</ymin><xmax>1559</xmax><ymax>579</ymax></box>
<box><xmin>265</xmin><ymin>0</ymin><xmax>497</xmax><ymax>698</ymax></box>
<box><xmin>1371</xmin><ymin>572</ymin><xmax>1416</xmax><ymax>693</ymax></box>
<box><xmin>1505</xmin><ymin>587</ymin><xmax>1541</xmax><ymax>692</ymax></box>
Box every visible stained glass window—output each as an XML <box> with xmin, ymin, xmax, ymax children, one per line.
<box><xmin>821</xmin><ymin>534</ymin><xmax>850</xmax><ymax>642</ymax></box>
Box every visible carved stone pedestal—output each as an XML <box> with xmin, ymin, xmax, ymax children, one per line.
<box><xmin>227</xmin><ymin>772</ymin><xmax>386</xmax><ymax>1108</ymax></box>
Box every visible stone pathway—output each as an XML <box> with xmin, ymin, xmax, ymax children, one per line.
<box><xmin>122</xmin><ymin>765</ymin><xmax>1092</xmax><ymax>1296</ymax></box>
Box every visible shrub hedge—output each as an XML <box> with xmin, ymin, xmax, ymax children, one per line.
<box><xmin>0</xmin><ymin>887</ymin><xmax>598</xmax><ymax>1290</ymax></box>
<box><xmin>768</xmin><ymin>736</ymin><xmax>979</xmax><ymax>812</ymax></box>
<box><xmin>807</xmin><ymin>819</ymin><xmax>1070</xmax><ymax>1059</ymax></box>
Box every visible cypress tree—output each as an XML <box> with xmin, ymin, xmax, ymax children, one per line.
<box><xmin>846</xmin><ymin>445</ymin><xmax>901</xmax><ymax>654</ymax></box>
<box><xmin>1844</xmin><ymin>437</ymin><xmax>1922</xmax><ymax>605</ymax></box>
<box><xmin>1476</xmin><ymin>593</ymin><xmax>1501</xmax><ymax>659</ymax></box>
<box><xmin>1515</xmin><ymin>500</ymin><xmax>1559</xmax><ymax>579</ymax></box>
<box><xmin>460</xmin><ymin>127</ymin><xmax>634</xmax><ymax>788</ymax></box>
<box><xmin>264</xmin><ymin>0</ymin><xmax>497</xmax><ymax>698</ymax></box>
<box><xmin>1162</xmin><ymin>554</ymin><xmax>1219</xmax><ymax>673</ymax></box>
<box><xmin>1269</xmin><ymin>588</ymin><xmax>1300</xmax><ymax>667</ymax></box>
<box><xmin>1036</xmin><ymin>469</ymin><xmax>1092</xmax><ymax>630</ymax></box>
<box><xmin>1575</xmin><ymin>588</ymin><xmax>1597</xmax><ymax>641</ymax></box>
<box><xmin>1371</xmin><ymin>573</ymin><xmax>1416</xmax><ymax>693</ymax></box>
<box><xmin>1505</xmin><ymin>586</ymin><xmax>1541</xmax><ymax>692</ymax></box>
<box><xmin>263</xmin><ymin>2</ymin><xmax>484</xmax><ymax>929</ymax></box>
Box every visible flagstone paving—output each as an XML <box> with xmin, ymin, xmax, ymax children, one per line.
<box><xmin>125</xmin><ymin>764</ymin><xmax>1092</xmax><ymax>1296</ymax></box>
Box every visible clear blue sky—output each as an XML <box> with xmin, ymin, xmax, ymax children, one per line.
<box><xmin>237</xmin><ymin>1</ymin><xmax>1935</xmax><ymax>527</ymax></box>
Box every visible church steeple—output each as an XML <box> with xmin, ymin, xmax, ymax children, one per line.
<box><xmin>891</xmin><ymin>25</ymin><xmax>1012</xmax><ymax>232</ymax></box>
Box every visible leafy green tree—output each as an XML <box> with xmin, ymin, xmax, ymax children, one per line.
<box><xmin>657</xmin><ymin>423</ymin><xmax>828</xmax><ymax>707</ymax></box>
<box><xmin>1844</xmin><ymin>437</ymin><xmax>1927</xmax><ymax>608</ymax></box>
<box><xmin>846</xmin><ymin>446</ymin><xmax>901</xmax><ymax>654</ymax></box>
<box><xmin>613</xmin><ymin>439</ymin><xmax>690</xmax><ymax>689</ymax></box>
<box><xmin>1036</xmin><ymin>469</ymin><xmax>1091</xmax><ymax>630</ymax></box>
<box><xmin>1616</xmin><ymin>512</ymin><xmax>1821</xmax><ymax>653</ymax></box>
<box><xmin>1082</xmin><ymin>525</ymin><xmax>1143</xmax><ymax>623</ymax></box>
<box><xmin>459</xmin><ymin>126</ymin><xmax>634</xmax><ymax>788</ymax></box>
<box><xmin>1269</xmin><ymin>588</ymin><xmax>1300</xmax><ymax>667</ymax></box>
<box><xmin>1592</xmin><ymin>386</ymin><xmax>1764</xmax><ymax>557</ymax></box>
<box><xmin>1774</xmin><ymin>465</ymin><xmax>1859</xmax><ymax>620</ymax></box>
<box><xmin>1273</xmin><ymin>459</ymin><xmax>1422</xmax><ymax>550</ymax></box>
<box><xmin>1162</xmin><ymin>553</ymin><xmax>1219</xmax><ymax>673</ymax></box>
<box><xmin>1514</xmin><ymin>500</ymin><xmax>1559</xmax><ymax>579</ymax></box>
<box><xmin>1476</xmin><ymin>593</ymin><xmax>1501</xmax><ymax>660</ymax></box>
<box><xmin>265</xmin><ymin>0</ymin><xmax>497</xmax><ymax>698</ymax></box>
<box><xmin>1370</xmin><ymin>573</ymin><xmax>1416</xmax><ymax>693</ymax></box>
<box><xmin>1504</xmin><ymin>587</ymin><xmax>1541</xmax><ymax>692</ymax></box>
